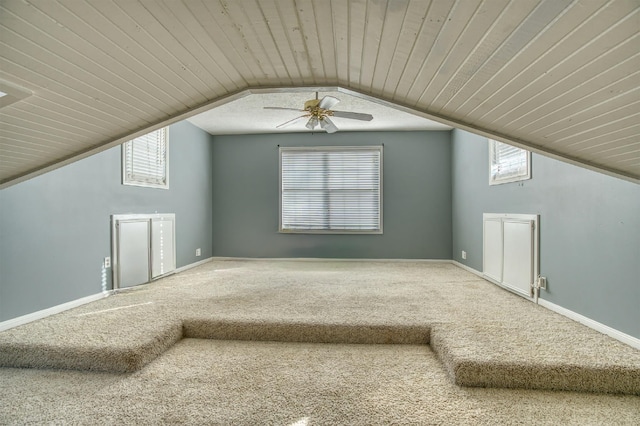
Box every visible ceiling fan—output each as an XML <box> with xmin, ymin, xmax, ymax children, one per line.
<box><xmin>264</xmin><ymin>92</ymin><xmax>373</xmax><ymax>133</ymax></box>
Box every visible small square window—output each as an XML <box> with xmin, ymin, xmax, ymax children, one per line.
<box><xmin>122</xmin><ymin>128</ymin><xmax>169</xmax><ymax>189</ymax></box>
<box><xmin>489</xmin><ymin>139</ymin><xmax>531</xmax><ymax>185</ymax></box>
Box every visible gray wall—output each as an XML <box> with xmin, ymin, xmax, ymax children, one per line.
<box><xmin>212</xmin><ymin>131</ymin><xmax>452</xmax><ymax>259</ymax></box>
<box><xmin>4</xmin><ymin>122</ymin><xmax>637</xmax><ymax>341</ymax></box>
<box><xmin>451</xmin><ymin>129</ymin><xmax>640</xmax><ymax>338</ymax></box>
<box><xmin>0</xmin><ymin>121</ymin><xmax>214</xmax><ymax>321</ymax></box>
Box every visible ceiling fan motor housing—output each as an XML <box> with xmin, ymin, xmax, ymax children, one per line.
<box><xmin>304</xmin><ymin>98</ymin><xmax>321</xmax><ymax>111</ymax></box>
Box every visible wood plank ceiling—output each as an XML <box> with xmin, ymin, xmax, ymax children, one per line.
<box><xmin>0</xmin><ymin>0</ymin><xmax>638</xmax><ymax>187</ymax></box>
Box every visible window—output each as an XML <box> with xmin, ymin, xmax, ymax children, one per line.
<box><xmin>122</xmin><ymin>127</ymin><xmax>168</xmax><ymax>189</ymax></box>
<box><xmin>489</xmin><ymin>139</ymin><xmax>531</xmax><ymax>185</ymax></box>
<box><xmin>280</xmin><ymin>146</ymin><xmax>383</xmax><ymax>234</ymax></box>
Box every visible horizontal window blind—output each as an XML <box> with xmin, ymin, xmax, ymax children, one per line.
<box><xmin>123</xmin><ymin>128</ymin><xmax>168</xmax><ymax>188</ymax></box>
<box><xmin>489</xmin><ymin>139</ymin><xmax>530</xmax><ymax>185</ymax></box>
<box><xmin>280</xmin><ymin>146</ymin><xmax>382</xmax><ymax>233</ymax></box>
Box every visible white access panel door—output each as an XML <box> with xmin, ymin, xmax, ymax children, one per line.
<box><xmin>483</xmin><ymin>218</ymin><xmax>503</xmax><ymax>283</ymax></box>
<box><xmin>151</xmin><ymin>218</ymin><xmax>175</xmax><ymax>278</ymax></box>
<box><xmin>502</xmin><ymin>219</ymin><xmax>534</xmax><ymax>297</ymax></box>
<box><xmin>118</xmin><ymin>220</ymin><xmax>150</xmax><ymax>288</ymax></box>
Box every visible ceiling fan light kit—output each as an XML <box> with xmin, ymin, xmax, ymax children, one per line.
<box><xmin>265</xmin><ymin>92</ymin><xmax>373</xmax><ymax>133</ymax></box>
<box><xmin>305</xmin><ymin>116</ymin><xmax>319</xmax><ymax>130</ymax></box>
<box><xmin>319</xmin><ymin>116</ymin><xmax>338</xmax><ymax>134</ymax></box>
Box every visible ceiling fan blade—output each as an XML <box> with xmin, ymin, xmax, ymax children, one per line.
<box><xmin>331</xmin><ymin>110</ymin><xmax>374</xmax><ymax>121</ymax></box>
<box><xmin>306</xmin><ymin>116</ymin><xmax>319</xmax><ymax>130</ymax></box>
<box><xmin>276</xmin><ymin>114</ymin><xmax>308</xmax><ymax>129</ymax></box>
<box><xmin>320</xmin><ymin>116</ymin><xmax>338</xmax><ymax>134</ymax></box>
<box><xmin>264</xmin><ymin>106</ymin><xmax>304</xmax><ymax>112</ymax></box>
<box><xmin>318</xmin><ymin>96</ymin><xmax>340</xmax><ymax>110</ymax></box>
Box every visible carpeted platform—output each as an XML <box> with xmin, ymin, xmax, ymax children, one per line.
<box><xmin>4</xmin><ymin>339</ymin><xmax>639</xmax><ymax>425</ymax></box>
<box><xmin>1</xmin><ymin>260</ymin><xmax>639</xmax><ymax>396</ymax></box>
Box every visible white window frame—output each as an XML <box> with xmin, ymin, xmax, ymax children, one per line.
<box><xmin>489</xmin><ymin>139</ymin><xmax>531</xmax><ymax>185</ymax></box>
<box><xmin>279</xmin><ymin>146</ymin><xmax>383</xmax><ymax>234</ymax></box>
<box><xmin>122</xmin><ymin>127</ymin><xmax>169</xmax><ymax>189</ymax></box>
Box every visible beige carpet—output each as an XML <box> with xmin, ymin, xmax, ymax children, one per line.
<box><xmin>1</xmin><ymin>260</ymin><xmax>639</xmax><ymax>424</ymax></box>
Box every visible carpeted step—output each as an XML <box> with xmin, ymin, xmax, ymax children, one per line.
<box><xmin>0</xmin><ymin>322</ymin><xmax>183</xmax><ymax>373</ymax></box>
<box><xmin>3</xmin><ymin>317</ymin><xmax>640</xmax><ymax>395</ymax></box>
<box><xmin>3</xmin><ymin>316</ymin><xmax>639</xmax><ymax>395</ymax></box>
<box><xmin>430</xmin><ymin>325</ymin><xmax>640</xmax><ymax>395</ymax></box>
<box><xmin>183</xmin><ymin>319</ymin><xmax>431</xmax><ymax>345</ymax></box>
<box><xmin>0</xmin><ymin>319</ymin><xmax>430</xmax><ymax>373</ymax></box>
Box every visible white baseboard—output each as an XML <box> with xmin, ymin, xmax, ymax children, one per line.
<box><xmin>537</xmin><ymin>299</ymin><xmax>640</xmax><ymax>350</ymax></box>
<box><xmin>0</xmin><ymin>292</ymin><xmax>111</xmax><ymax>332</ymax></box>
<box><xmin>211</xmin><ymin>256</ymin><xmax>451</xmax><ymax>263</ymax></box>
<box><xmin>450</xmin><ymin>260</ymin><xmax>484</xmax><ymax>277</ymax></box>
<box><xmin>173</xmin><ymin>257</ymin><xmax>214</xmax><ymax>273</ymax></box>
<box><xmin>450</xmin><ymin>260</ymin><xmax>640</xmax><ymax>350</ymax></box>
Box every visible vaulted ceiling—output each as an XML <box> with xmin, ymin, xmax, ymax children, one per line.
<box><xmin>1</xmin><ymin>0</ymin><xmax>638</xmax><ymax>188</ymax></box>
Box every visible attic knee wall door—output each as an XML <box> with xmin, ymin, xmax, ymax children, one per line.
<box><xmin>483</xmin><ymin>218</ymin><xmax>503</xmax><ymax>283</ymax></box>
<box><xmin>117</xmin><ymin>219</ymin><xmax>151</xmax><ymax>288</ymax></box>
<box><xmin>112</xmin><ymin>214</ymin><xmax>176</xmax><ymax>289</ymax></box>
<box><xmin>483</xmin><ymin>213</ymin><xmax>539</xmax><ymax>299</ymax></box>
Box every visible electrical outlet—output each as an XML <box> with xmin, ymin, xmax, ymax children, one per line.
<box><xmin>104</xmin><ymin>257</ymin><xmax>111</xmax><ymax>268</ymax></box>
<box><xmin>196</xmin><ymin>248</ymin><xmax>201</xmax><ymax>257</ymax></box>
<box><xmin>461</xmin><ymin>251</ymin><xmax>467</xmax><ymax>260</ymax></box>
<box><xmin>538</xmin><ymin>276</ymin><xmax>547</xmax><ymax>290</ymax></box>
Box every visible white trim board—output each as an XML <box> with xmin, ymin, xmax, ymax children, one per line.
<box><xmin>451</xmin><ymin>260</ymin><xmax>640</xmax><ymax>350</ymax></box>
<box><xmin>451</xmin><ymin>260</ymin><xmax>484</xmax><ymax>278</ymax></box>
<box><xmin>211</xmin><ymin>256</ymin><xmax>450</xmax><ymax>263</ymax></box>
<box><xmin>537</xmin><ymin>299</ymin><xmax>640</xmax><ymax>350</ymax></box>
<box><xmin>174</xmin><ymin>257</ymin><xmax>213</xmax><ymax>273</ymax></box>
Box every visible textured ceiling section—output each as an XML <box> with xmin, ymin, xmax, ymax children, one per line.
<box><xmin>0</xmin><ymin>0</ymin><xmax>638</xmax><ymax>187</ymax></box>
<box><xmin>186</xmin><ymin>90</ymin><xmax>453</xmax><ymax>134</ymax></box>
